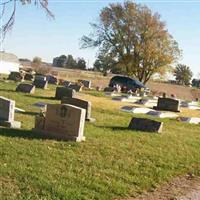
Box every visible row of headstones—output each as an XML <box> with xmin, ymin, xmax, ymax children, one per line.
<box><xmin>0</xmin><ymin>95</ymin><xmax>163</xmax><ymax>142</ymax></box>
<box><xmin>15</xmin><ymin>78</ymin><xmax>92</xmax><ymax>94</ymax></box>
<box><xmin>8</xmin><ymin>71</ymin><xmax>92</xmax><ymax>88</ymax></box>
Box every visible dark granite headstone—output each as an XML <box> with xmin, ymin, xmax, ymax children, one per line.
<box><xmin>24</xmin><ymin>73</ymin><xmax>34</xmax><ymax>81</ymax></box>
<box><xmin>78</xmin><ymin>79</ymin><xmax>91</xmax><ymax>88</ymax></box>
<box><xmin>46</xmin><ymin>75</ymin><xmax>58</xmax><ymax>84</ymax></box>
<box><xmin>33</xmin><ymin>80</ymin><xmax>48</xmax><ymax>89</ymax></box>
<box><xmin>128</xmin><ymin>117</ymin><xmax>163</xmax><ymax>133</ymax></box>
<box><xmin>55</xmin><ymin>87</ymin><xmax>75</xmax><ymax>100</ymax></box>
<box><xmin>61</xmin><ymin>97</ymin><xmax>95</xmax><ymax>122</ymax></box>
<box><xmin>8</xmin><ymin>72</ymin><xmax>24</xmax><ymax>82</ymax></box>
<box><xmin>68</xmin><ymin>84</ymin><xmax>82</xmax><ymax>92</ymax></box>
<box><xmin>153</xmin><ymin>97</ymin><xmax>180</xmax><ymax>112</ymax></box>
<box><xmin>16</xmin><ymin>83</ymin><xmax>35</xmax><ymax>94</ymax></box>
<box><xmin>104</xmin><ymin>87</ymin><xmax>115</xmax><ymax>92</ymax></box>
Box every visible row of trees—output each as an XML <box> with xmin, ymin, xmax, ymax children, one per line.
<box><xmin>53</xmin><ymin>55</ymin><xmax>87</xmax><ymax>70</ymax></box>
<box><xmin>2</xmin><ymin>1</ymin><xmax>199</xmax><ymax>87</ymax></box>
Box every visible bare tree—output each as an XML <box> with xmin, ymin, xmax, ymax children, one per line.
<box><xmin>0</xmin><ymin>0</ymin><xmax>54</xmax><ymax>40</ymax></box>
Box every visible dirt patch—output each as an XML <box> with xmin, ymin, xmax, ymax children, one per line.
<box><xmin>123</xmin><ymin>174</ymin><xmax>200</xmax><ymax>200</ymax></box>
<box><xmin>147</xmin><ymin>82</ymin><xmax>200</xmax><ymax>101</ymax></box>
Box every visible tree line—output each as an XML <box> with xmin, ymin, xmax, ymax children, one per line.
<box><xmin>2</xmin><ymin>0</ymin><xmax>199</xmax><ymax>87</ymax></box>
<box><xmin>53</xmin><ymin>55</ymin><xmax>87</xmax><ymax>70</ymax></box>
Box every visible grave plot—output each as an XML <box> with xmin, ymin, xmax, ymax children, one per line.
<box><xmin>180</xmin><ymin>101</ymin><xmax>200</xmax><ymax>110</ymax></box>
<box><xmin>112</xmin><ymin>95</ymin><xmax>141</xmax><ymax>103</ymax></box>
<box><xmin>135</xmin><ymin>98</ymin><xmax>158</xmax><ymax>107</ymax></box>
<box><xmin>121</xmin><ymin>106</ymin><xmax>153</xmax><ymax>114</ymax></box>
<box><xmin>147</xmin><ymin>110</ymin><xmax>179</xmax><ymax>118</ymax></box>
<box><xmin>179</xmin><ymin>117</ymin><xmax>200</xmax><ymax>124</ymax></box>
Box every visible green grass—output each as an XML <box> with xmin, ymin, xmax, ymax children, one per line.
<box><xmin>0</xmin><ymin>81</ymin><xmax>200</xmax><ymax>200</ymax></box>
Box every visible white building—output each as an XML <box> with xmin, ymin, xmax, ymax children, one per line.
<box><xmin>0</xmin><ymin>52</ymin><xmax>20</xmax><ymax>74</ymax></box>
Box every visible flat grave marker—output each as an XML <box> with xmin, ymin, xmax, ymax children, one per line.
<box><xmin>128</xmin><ymin>117</ymin><xmax>163</xmax><ymax>133</ymax></box>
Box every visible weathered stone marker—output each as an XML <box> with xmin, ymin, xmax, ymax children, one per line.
<box><xmin>128</xmin><ymin>117</ymin><xmax>163</xmax><ymax>133</ymax></box>
<box><xmin>78</xmin><ymin>79</ymin><xmax>91</xmax><ymax>88</ymax></box>
<box><xmin>55</xmin><ymin>87</ymin><xmax>76</xmax><ymax>100</ymax></box>
<box><xmin>61</xmin><ymin>97</ymin><xmax>95</xmax><ymax>122</ymax></box>
<box><xmin>153</xmin><ymin>97</ymin><xmax>180</xmax><ymax>112</ymax></box>
<box><xmin>16</xmin><ymin>83</ymin><xmax>35</xmax><ymax>94</ymax></box>
<box><xmin>33</xmin><ymin>104</ymin><xmax>86</xmax><ymax>142</ymax></box>
<box><xmin>0</xmin><ymin>96</ymin><xmax>21</xmax><ymax>128</ymax></box>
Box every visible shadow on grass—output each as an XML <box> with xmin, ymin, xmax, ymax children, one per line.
<box><xmin>19</xmin><ymin>111</ymin><xmax>39</xmax><ymax>116</ymax></box>
<box><xmin>0</xmin><ymin>88</ymin><xmax>15</xmax><ymax>93</ymax></box>
<box><xmin>31</xmin><ymin>96</ymin><xmax>55</xmax><ymax>100</ymax></box>
<box><xmin>95</xmin><ymin>125</ymin><xmax>128</xmax><ymax>131</ymax></box>
<box><xmin>0</xmin><ymin>128</ymin><xmax>41</xmax><ymax>140</ymax></box>
<box><xmin>0</xmin><ymin>128</ymin><xmax>74</xmax><ymax>142</ymax></box>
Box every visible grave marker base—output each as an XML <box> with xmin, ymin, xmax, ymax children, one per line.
<box><xmin>0</xmin><ymin>120</ymin><xmax>21</xmax><ymax>128</ymax></box>
<box><xmin>32</xmin><ymin>128</ymin><xmax>85</xmax><ymax>142</ymax></box>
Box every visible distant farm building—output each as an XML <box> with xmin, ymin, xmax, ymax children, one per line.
<box><xmin>0</xmin><ymin>52</ymin><xmax>20</xmax><ymax>74</ymax></box>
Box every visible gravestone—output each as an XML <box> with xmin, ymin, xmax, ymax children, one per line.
<box><xmin>8</xmin><ymin>72</ymin><xmax>24</xmax><ymax>82</ymax></box>
<box><xmin>24</xmin><ymin>73</ymin><xmax>34</xmax><ymax>81</ymax></box>
<box><xmin>96</xmin><ymin>86</ymin><xmax>102</xmax><ymax>91</ymax></box>
<box><xmin>33</xmin><ymin>104</ymin><xmax>86</xmax><ymax>142</ymax></box>
<box><xmin>61</xmin><ymin>97</ymin><xmax>95</xmax><ymax>122</ymax></box>
<box><xmin>16</xmin><ymin>83</ymin><xmax>35</xmax><ymax>94</ymax></box>
<box><xmin>128</xmin><ymin>117</ymin><xmax>163</xmax><ymax>133</ymax></box>
<box><xmin>78</xmin><ymin>79</ymin><xmax>91</xmax><ymax>88</ymax></box>
<box><xmin>153</xmin><ymin>97</ymin><xmax>180</xmax><ymax>112</ymax></box>
<box><xmin>46</xmin><ymin>75</ymin><xmax>58</xmax><ymax>85</ymax></box>
<box><xmin>33</xmin><ymin>80</ymin><xmax>48</xmax><ymax>89</ymax></box>
<box><xmin>0</xmin><ymin>96</ymin><xmax>21</xmax><ymax>128</ymax></box>
<box><xmin>35</xmin><ymin>75</ymin><xmax>46</xmax><ymax>81</ymax></box>
<box><xmin>55</xmin><ymin>87</ymin><xmax>75</xmax><ymax>100</ymax></box>
<box><xmin>104</xmin><ymin>87</ymin><xmax>116</xmax><ymax>92</ymax></box>
<box><xmin>68</xmin><ymin>84</ymin><xmax>82</xmax><ymax>92</ymax></box>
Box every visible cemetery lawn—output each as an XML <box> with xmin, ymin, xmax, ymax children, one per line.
<box><xmin>0</xmin><ymin>82</ymin><xmax>200</xmax><ymax>200</ymax></box>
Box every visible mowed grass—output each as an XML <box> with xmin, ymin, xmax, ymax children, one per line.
<box><xmin>0</xmin><ymin>82</ymin><xmax>200</xmax><ymax>200</ymax></box>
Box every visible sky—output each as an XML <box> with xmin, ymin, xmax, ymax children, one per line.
<box><xmin>2</xmin><ymin>0</ymin><xmax>200</xmax><ymax>77</ymax></box>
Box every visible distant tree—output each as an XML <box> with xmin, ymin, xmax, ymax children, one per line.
<box><xmin>81</xmin><ymin>1</ymin><xmax>181</xmax><ymax>84</ymax></box>
<box><xmin>192</xmin><ymin>79</ymin><xmax>200</xmax><ymax>88</ymax></box>
<box><xmin>76</xmin><ymin>58</ymin><xmax>86</xmax><ymax>70</ymax></box>
<box><xmin>32</xmin><ymin>57</ymin><xmax>42</xmax><ymax>68</ymax></box>
<box><xmin>31</xmin><ymin>56</ymin><xmax>51</xmax><ymax>74</ymax></box>
<box><xmin>175</xmin><ymin>64</ymin><xmax>193</xmax><ymax>86</ymax></box>
<box><xmin>54</xmin><ymin>55</ymin><xmax>67</xmax><ymax>68</ymax></box>
<box><xmin>65</xmin><ymin>55</ymin><xmax>77</xmax><ymax>68</ymax></box>
<box><xmin>0</xmin><ymin>0</ymin><xmax>54</xmax><ymax>40</ymax></box>
<box><xmin>93</xmin><ymin>54</ymin><xmax>116</xmax><ymax>73</ymax></box>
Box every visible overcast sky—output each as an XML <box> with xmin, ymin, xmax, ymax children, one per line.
<box><xmin>2</xmin><ymin>0</ymin><xmax>200</xmax><ymax>77</ymax></box>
